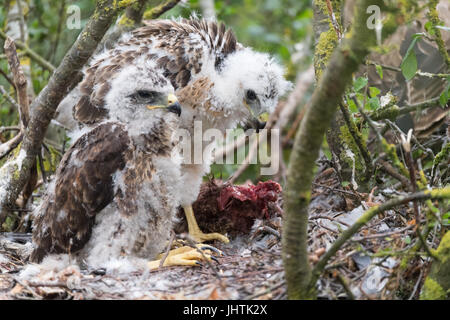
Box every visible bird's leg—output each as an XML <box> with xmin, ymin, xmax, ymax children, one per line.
<box><xmin>183</xmin><ymin>205</ymin><xmax>229</xmax><ymax>243</ymax></box>
<box><xmin>147</xmin><ymin>244</ymin><xmax>222</xmax><ymax>269</ymax></box>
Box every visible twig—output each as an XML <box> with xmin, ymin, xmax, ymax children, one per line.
<box><xmin>308</xmin><ymin>187</ymin><xmax>450</xmax><ymax>290</ymax></box>
<box><xmin>159</xmin><ymin>230</ymin><xmax>175</xmax><ymax>268</ymax></box>
<box><xmin>0</xmin><ymin>132</ymin><xmax>23</xmax><ymax>160</ymax></box>
<box><xmin>386</xmin><ymin>120</ymin><xmax>434</xmax><ymax>157</ymax></box>
<box><xmin>427</xmin><ymin>0</ymin><xmax>450</xmax><ymax>69</ymax></box>
<box><xmin>351</xmin><ymin>225</ymin><xmax>414</xmax><ymax>241</ymax></box>
<box><xmin>336</xmin><ymin>272</ymin><xmax>355</xmax><ymax>300</ymax></box>
<box><xmin>351</xmin><ymin>96</ymin><xmax>383</xmax><ymax>143</ymax></box>
<box><xmin>312</xmin><ymin>182</ymin><xmax>361</xmax><ymax>197</ymax></box>
<box><xmin>366</xmin><ymin>96</ymin><xmax>447</xmax><ymax>122</ymax></box>
<box><xmin>0</xmin><ymin>68</ymin><xmax>15</xmax><ymax>88</ymax></box>
<box><xmin>338</xmin><ymin>102</ymin><xmax>373</xmax><ymax>181</ymax></box>
<box><xmin>15</xmin><ymin>0</ymin><xmax>27</xmax><ymax>43</ymax></box>
<box><xmin>49</xmin><ymin>0</ymin><xmax>66</xmax><ymax>64</ymax></box>
<box><xmin>377</xmin><ymin>159</ymin><xmax>412</xmax><ymax>191</ymax></box>
<box><xmin>0</xmin><ymin>126</ymin><xmax>20</xmax><ymax>134</ymax></box>
<box><xmin>4</xmin><ymin>37</ymin><xmax>30</xmax><ymax>128</ymax></box>
<box><xmin>309</xmin><ymin>215</ymin><xmax>350</xmax><ymax>227</ymax></box>
<box><xmin>408</xmin><ymin>269</ymin><xmax>423</xmax><ymax>300</ymax></box>
<box><xmin>244</xmin><ymin>280</ymin><xmax>285</xmax><ymax>300</ymax></box>
<box><xmin>37</xmin><ymin>150</ymin><xmax>47</xmax><ymax>184</ymax></box>
<box><xmin>401</xmin><ymin>131</ymin><xmax>436</xmax><ymax>260</ymax></box>
<box><xmin>142</xmin><ymin>0</ymin><xmax>182</xmax><ymax>20</ymax></box>
<box><xmin>325</xmin><ymin>0</ymin><xmax>342</xmax><ymax>40</ymax></box>
<box><xmin>367</xmin><ymin>61</ymin><xmax>450</xmax><ymax>79</ymax></box>
<box><xmin>0</xmin><ymin>30</ymin><xmax>56</xmax><ymax>72</ymax></box>
<box><xmin>0</xmin><ymin>85</ymin><xmax>19</xmax><ymax>109</ymax></box>
<box><xmin>227</xmin><ymin>134</ymin><xmax>259</xmax><ymax>184</ymax></box>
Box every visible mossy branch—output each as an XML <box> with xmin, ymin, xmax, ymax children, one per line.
<box><xmin>100</xmin><ymin>0</ymin><xmax>181</xmax><ymax>53</ymax></box>
<box><xmin>283</xmin><ymin>0</ymin><xmax>393</xmax><ymax>299</ymax></box>
<box><xmin>365</xmin><ymin>96</ymin><xmax>446</xmax><ymax>122</ymax></box>
<box><xmin>142</xmin><ymin>0</ymin><xmax>181</xmax><ymax>20</ymax></box>
<box><xmin>338</xmin><ymin>102</ymin><xmax>373</xmax><ymax>182</ymax></box>
<box><xmin>427</xmin><ymin>0</ymin><xmax>450</xmax><ymax>69</ymax></box>
<box><xmin>421</xmin><ymin>231</ymin><xmax>450</xmax><ymax>300</ymax></box>
<box><xmin>309</xmin><ymin>187</ymin><xmax>450</xmax><ymax>291</ymax></box>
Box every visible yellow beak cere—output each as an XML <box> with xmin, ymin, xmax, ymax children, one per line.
<box><xmin>146</xmin><ymin>94</ymin><xmax>179</xmax><ymax>110</ymax></box>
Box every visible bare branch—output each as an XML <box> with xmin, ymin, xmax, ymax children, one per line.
<box><xmin>4</xmin><ymin>37</ymin><xmax>29</xmax><ymax>128</ymax></box>
<box><xmin>0</xmin><ymin>132</ymin><xmax>23</xmax><ymax>160</ymax></box>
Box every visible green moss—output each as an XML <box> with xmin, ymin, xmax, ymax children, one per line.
<box><xmin>116</xmin><ymin>0</ymin><xmax>136</xmax><ymax>9</ymax></box>
<box><xmin>367</xmin><ymin>103</ymin><xmax>400</xmax><ymax>121</ymax></box>
<box><xmin>421</xmin><ymin>277</ymin><xmax>446</xmax><ymax>300</ymax></box>
<box><xmin>339</xmin><ymin>125</ymin><xmax>365</xmax><ymax>175</ymax></box>
<box><xmin>427</xmin><ymin>0</ymin><xmax>450</xmax><ymax>68</ymax></box>
<box><xmin>314</xmin><ymin>29</ymin><xmax>338</xmax><ymax>80</ymax></box>
<box><xmin>118</xmin><ymin>14</ymin><xmax>135</xmax><ymax>27</ymax></box>
<box><xmin>435</xmin><ymin>232</ymin><xmax>450</xmax><ymax>262</ymax></box>
<box><xmin>426</xmin><ymin>187</ymin><xmax>450</xmax><ymax>200</ymax></box>
<box><xmin>433</xmin><ymin>142</ymin><xmax>450</xmax><ymax>170</ymax></box>
<box><xmin>299</xmin><ymin>190</ymin><xmax>311</xmax><ymax>203</ymax></box>
<box><xmin>315</xmin><ymin>0</ymin><xmax>342</xmax><ymax>21</ymax></box>
<box><xmin>381</xmin><ymin>138</ymin><xmax>409</xmax><ymax>177</ymax></box>
<box><xmin>313</xmin><ymin>0</ymin><xmax>343</xmax><ymax>80</ymax></box>
<box><xmin>420</xmin><ymin>231</ymin><xmax>450</xmax><ymax>300</ymax></box>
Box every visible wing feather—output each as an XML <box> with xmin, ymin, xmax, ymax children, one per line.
<box><xmin>129</xmin><ymin>18</ymin><xmax>238</xmax><ymax>89</ymax></box>
<box><xmin>31</xmin><ymin>123</ymin><xmax>130</xmax><ymax>262</ymax></box>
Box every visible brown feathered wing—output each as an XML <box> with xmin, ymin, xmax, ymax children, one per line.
<box><xmin>31</xmin><ymin>123</ymin><xmax>130</xmax><ymax>262</ymax></box>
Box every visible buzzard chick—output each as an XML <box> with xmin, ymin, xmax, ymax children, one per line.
<box><xmin>57</xmin><ymin>18</ymin><xmax>291</xmax><ymax>245</ymax></box>
<box><xmin>31</xmin><ymin>57</ymin><xmax>214</xmax><ymax>270</ymax></box>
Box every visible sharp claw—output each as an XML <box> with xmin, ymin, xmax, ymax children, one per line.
<box><xmin>210</xmin><ymin>255</ymin><xmax>219</xmax><ymax>264</ymax></box>
<box><xmin>199</xmin><ymin>245</ymin><xmax>223</xmax><ymax>256</ymax></box>
<box><xmin>91</xmin><ymin>268</ymin><xmax>106</xmax><ymax>275</ymax></box>
<box><xmin>195</xmin><ymin>261</ymin><xmax>203</xmax><ymax>267</ymax></box>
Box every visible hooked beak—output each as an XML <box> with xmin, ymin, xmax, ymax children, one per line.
<box><xmin>242</xmin><ymin>99</ymin><xmax>267</xmax><ymax>132</ymax></box>
<box><xmin>243</xmin><ymin>117</ymin><xmax>266</xmax><ymax>132</ymax></box>
<box><xmin>147</xmin><ymin>93</ymin><xmax>182</xmax><ymax>117</ymax></box>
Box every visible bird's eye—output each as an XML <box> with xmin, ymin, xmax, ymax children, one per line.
<box><xmin>246</xmin><ymin>90</ymin><xmax>257</xmax><ymax>101</ymax></box>
<box><xmin>134</xmin><ymin>90</ymin><xmax>156</xmax><ymax>101</ymax></box>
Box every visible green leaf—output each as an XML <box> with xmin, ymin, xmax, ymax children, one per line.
<box><xmin>401</xmin><ymin>50</ymin><xmax>418</xmax><ymax>81</ymax></box>
<box><xmin>439</xmin><ymin>81</ymin><xmax>450</xmax><ymax>107</ymax></box>
<box><xmin>369</xmin><ymin>86</ymin><xmax>381</xmax><ymax>97</ymax></box>
<box><xmin>353</xmin><ymin>77</ymin><xmax>368</xmax><ymax>92</ymax></box>
<box><xmin>367</xmin><ymin>97</ymin><xmax>380</xmax><ymax>110</ymax></box>
<box><xmin>425</xmin><ymin>21</ymin><xmax>435</xmax><ymax>36</ymax></box>
<box><xmin>348</xmin><ymin>99</ymin><xmax>358</xmax><ymax>113</ymax></box>
<box><xmin>401</xmin><ymin>36</ymin><xmax>421</xmax><ymax>81</ymax></box>
<box><xmin>375</xmin><ymin>64</ymin><xmax>383</xmax><ymax>79</ymax></box>
<box><xmin>404</xmin><ymin>236</ymin><xmax>411</xmax><ymax>244</ymax></box>
<box><xmin>341</xmin><ymin>181</ymin><xmax>350</xmax><ymax>187</ymax></box>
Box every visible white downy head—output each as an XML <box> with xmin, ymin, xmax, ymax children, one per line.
<box><xmin>211</xmin><ymin>47</ymin><xmax>292</xmax><ymax>127</ymax></box>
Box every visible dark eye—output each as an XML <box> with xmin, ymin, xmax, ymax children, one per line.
<box><xmin>136</xmin><ymin>90</ymin><xmax>156</xmax><ymax>100</ymax></box>
<box><xmin>246</xmin><ymin>90</ymin><xmax>257</xmax><ymax>101</ymax></box>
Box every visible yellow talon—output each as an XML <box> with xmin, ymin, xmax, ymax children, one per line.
<box><xmin>183</xmin><ymin>205</ymin><xmax>230</xmax><ymax>243</ymax></box>
<box><xmin>148</xmin><ymin>246</ymin><xmax>218</xmax><ymax>270</ymax></box>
